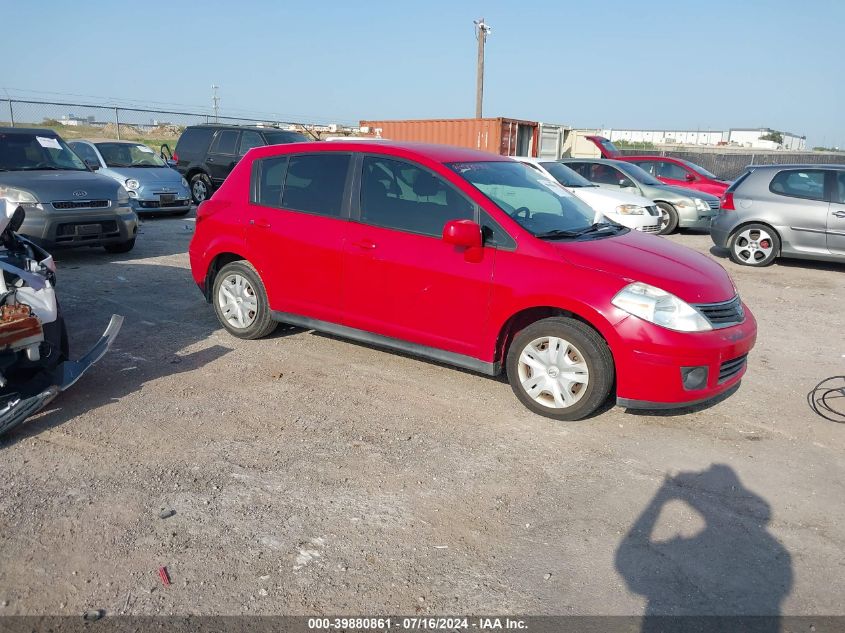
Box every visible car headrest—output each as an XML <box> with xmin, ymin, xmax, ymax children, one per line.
<box><xmin>412</xmin><ymin>171</ymin><xmax>441</xmax><ymax>198</ymax></box>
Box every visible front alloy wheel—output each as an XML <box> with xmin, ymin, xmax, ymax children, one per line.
<box><xmin>506</xmin><ymin>317</ymin><xmax>614</xmax><ymax>421</ymax></box>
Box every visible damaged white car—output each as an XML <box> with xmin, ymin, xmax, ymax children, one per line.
<box><xmin>0</xmin><ymin>200</ymin><xmax>122</xmax><ymax>437</ymax></box>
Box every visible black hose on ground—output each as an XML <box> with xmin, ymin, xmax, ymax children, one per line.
<box><xmin>807</xmin><ymin>376</ymin><xmax>845</xmax><ymax>423</ymax></box>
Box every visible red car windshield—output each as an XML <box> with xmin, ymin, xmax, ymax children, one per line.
<box><xmin>449</xmin><ymin>161</ymin><xmax>609</xmax><ymax>238</ymax></box>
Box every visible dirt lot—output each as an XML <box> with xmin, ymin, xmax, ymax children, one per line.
<box><xmin>0</xmin><ymin>216</ymin><xmax>843</xmax><ymax>617</ymax></box>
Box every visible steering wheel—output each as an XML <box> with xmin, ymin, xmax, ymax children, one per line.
<box><xmin>510</xmin><ymin>206</ymin><xmax>531</xmax><ymax>220</ymax></box>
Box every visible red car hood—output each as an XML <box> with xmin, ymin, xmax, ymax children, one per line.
<box><xmin>554</xmin><ymin>231</ymin><xmax>736</xmax><ymax>304</ymax></box>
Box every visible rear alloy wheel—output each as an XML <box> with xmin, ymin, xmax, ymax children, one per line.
<box><xmin>728</xmin><ymin>224</ymin><xmax>780</xmax><ymax>266</ymax></box>
<box><xmin>655</xmin><ymin>202</ymin><xmax>679</xmax><ymax>235</ymax></box>
<box><xmin>213</xmin><ymin>261</ymin><xmax>277</xmax><ymax>339</ymax></box>
<box><xmin>506</xmin><ymin>317</ymin><xmax>614</xmax><ymax>421</ymax></box>
<box><xmin>190</xmin><ymin>173</ymin><xmax>212</xmax><ymax>204</ymax></box>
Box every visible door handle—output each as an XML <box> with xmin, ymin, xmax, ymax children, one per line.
<box><xmin>352</xmin><ymin>239</ymin><xmax>376</xmax><ymax>250</ymax></box>
<box><xmin>207</xmin><ymin>157</ymin><xmax>215</xmax><ymax>162</ymax></box>
<box><xmin>249</xmin><ymin>219</ymin><xmax>271</xmax><ymax>229</ymax></box>
<box><xmin>833</xmin><ymin>210</ymin><xmax>845</xmax><ymax>218</ymax></box>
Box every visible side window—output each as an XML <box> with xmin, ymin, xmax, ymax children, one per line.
<box><xmin>633</xmin><ymin>160</ymin><xmax>657</xmax><ymax>176</ymax></box>
<box><xmin>565</xmin><ymin>162</ymin><xmax>591</xmax><ymax>179</ymax></box>
<box><xmin>281</xmin><ymin>153</ymin><xmax>350</xmax><ymax>217</ymax></box>
<box><xmin>592</xmin><ymin>164</ymin><xmax>629</xmax><ymax>186</ymax></box>
<box><xmin>239</xmin><ymin>131</ymin><xmax>264</xmax><ymax>156</ymax></box>
<box><xmin>210</xmin><ymin>130</ymin><xmax>239</xmax><ymax>155</ymax></box>
<box><xmin>253</xmin><ymin>156</ymin><xmax>289</xmax><ymax>207</ymax></box>
<box><xmin>360</xmin><ymin>156</ymin><xmax>474</xmax><ymax>237</ymax></box>
<box><xmin>836</xmin><ymin>172</ymin><xmax>845</xmax><ymax>205</ymax></box>
<box><xmin>70</xmin><ymin>142</ymin><xmax>99</xmax><ymax>165</ymax></box>
<box><xmin>657</xmin><ymin>161</ymin><xmax>690</xmax><ymax>180</ymax></box>
<box><xmin>769</xmin><ymin>169</ymin><xmax>826</xmax><ymax>201</ymax></box>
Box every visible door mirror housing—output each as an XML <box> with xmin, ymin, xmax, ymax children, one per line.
<box><xmin>442</xmin><ymin>219</ymin><xmax>482</xmax><ymax>248</ymax></box>
<box><xmin>685</xmin><ymin>173</ymin><xmax>696</xmax><ymax>182</ymax></box>
<box><xmin>619</xmin><ymin>178</ymin><xmax>634</xmax><ymax>188</ymax></box>
<box><xmin>84</xmin><ymin>158</ymin><xmax>100</xmax><ymax>171</ymax></box>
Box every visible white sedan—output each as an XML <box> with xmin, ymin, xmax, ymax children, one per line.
<box><xmin>513</xmin><ymin>157</ymin><xmax>661</xmax><ymax>233</ymax></box>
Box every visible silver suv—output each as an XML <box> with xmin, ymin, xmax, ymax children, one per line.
<box><xmin>711</xmin><ymin>164</ymin><xmax>845</xmax><ymax>266</ymax></box>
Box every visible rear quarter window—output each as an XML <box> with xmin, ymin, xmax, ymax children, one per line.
<box><xmin>768</xmin><ymin>169</ymin><xmax>826</xmax><ymax>201</ymax></box>
<box><xmin>175</xmin><ymin>128</ymin><xmax>214</xmax><ymax>158</ymax></box>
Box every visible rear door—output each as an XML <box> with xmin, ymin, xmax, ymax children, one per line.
<box><xmin>246</xmin><ymin>152</ymin><xmax>353</xmax><ymax>322</ymax></box>
<box><xmin>341</xmin><ymin>154</ymin><xmax>494</xmax><ymax>358</ymax></box>
<box><xmin>828</xmin><ymin>170</ymin><xmax>845</xmax><ymax>256</ymax></box>
<box><xmin>206</xmin><ymin>129</ymin><xmax>240</xmax><ymax>185</ymax></box>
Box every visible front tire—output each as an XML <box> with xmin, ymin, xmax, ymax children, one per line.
<box><xmin>506</xmin><ymin>317</ymin><xmax>614</xmax><ymax>421</ymax></box>
<box><xmin>190</xmin><ymin>173</ymin><xmax>212</xmax><ymax>204</ymax></box>
<box><xmin>656</xmin><ymin>202</ymin><xmax>679</xmax><ymax>235</ymax></box>
<box><xmin>728</xmin><ymin>224</ymin><xmax>780</xmax><ymax>266</ymax></box>
<box><xmin>212</xmin><ymin>261</ymin><xmax>277</xmax><ymax>339</ymax></box>
<box><xmin>104</xmin><ymin>238</ymin><xmax>135</xmax><ymax>254</ymax></box>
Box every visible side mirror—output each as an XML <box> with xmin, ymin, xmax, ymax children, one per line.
<box><xmin>443</xmin><ymin>219</ymin><xmax>482</xmax><ymax>248</ymax></box>
<box><xmin>85</xmin><ymin>158</ymin><xmax>100</xmax><ymax>171</ymax></box>
<box><xmin>619</xmin><ymin>179</ymin><xmax>633</xmax><ymax>188</ymax></box>
<box><xmin>685</xmin><ymin>173</ymin><xmax>696</xmax><ymax>182</ymax></box>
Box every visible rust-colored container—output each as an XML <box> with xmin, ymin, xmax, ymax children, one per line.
<box><xmin>359</xmin><ymin>117</ymin><xmax>539</xmax><ymax>157</ymax></box>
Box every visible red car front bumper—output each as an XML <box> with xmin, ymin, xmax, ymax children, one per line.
<box><xmin>613</xmin><ymin>305</ymin><xmax>757</xmax><ymax>409</ymax></box>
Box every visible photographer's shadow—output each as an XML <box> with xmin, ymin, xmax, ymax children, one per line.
<box><xmin>615</xmin><ymin>464</ymin><xmax>792</xmax><ymax>632</ymax></box>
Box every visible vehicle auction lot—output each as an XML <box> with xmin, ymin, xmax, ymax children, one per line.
<box><xmin>0</xmin><ymin>215</ymin><xmax>843</xmax><ymax>616</ymax></box>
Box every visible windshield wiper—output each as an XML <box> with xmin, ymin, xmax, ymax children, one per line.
<box><xmin>534</xmin><ymin>229</ymin><xmax>583</xmax><ymax>240</ymax></box>
<box><xmin>573</xmin><ymin>222</ymin><xmax>621</xmax><ymax>237</ymax></box>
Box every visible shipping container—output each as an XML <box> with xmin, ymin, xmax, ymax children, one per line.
<box><xmin>536</xmin><ymin>123</ymin><xmax>571</xmax><ymax>160</ymax></box>
<box><xmin>358</xmin><ymin>118</ymin><xmax>539</xmax><ymax>157</ymax></box>
<box><xmin>562</xmin><ymin>129</ymin><xmax>603</xmax><ymax>158</ymax></box>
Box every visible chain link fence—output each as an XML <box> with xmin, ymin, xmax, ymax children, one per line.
<box><xmin>0</xmin><ymin>98</ymin><xmax>320</xmax><ymax>151</ymax></box>
<box><xmin>618</xmin><ymin>147</ymin><xmax>845</xmax><ymax>180</ymax></box>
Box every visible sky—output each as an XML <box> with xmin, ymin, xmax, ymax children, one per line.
<box><xmin>1</xmin><ymin>0</ymin><xmax>843</xmax><ymax>148</ymax></box>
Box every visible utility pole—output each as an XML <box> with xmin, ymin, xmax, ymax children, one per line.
<box><xmin>211</xmin><ymin>84</ymin><xmax>220</xmax><ymax>122</ymax></box>
<box><xmin>474</xmin><ymin>18</ymin><xmax>492</xmax><ymax>119</ymax></box>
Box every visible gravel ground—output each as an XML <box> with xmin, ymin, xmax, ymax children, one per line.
<box><xmin>0</xmin><ymin>214</ymin><xmax>843</xmax><ymax>617</ymax></box>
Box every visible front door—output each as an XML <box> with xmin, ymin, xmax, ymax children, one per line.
<box><xmin>206</xmin><ymin>129</ymin><xmax>240</xmax><ymax>186</ymax></box>
<box><xmin>655</xmin><ymin>159</ymin><xmax>697</xmax><ymax>189</ymax></box>
<box><xmin>342</xmin><ymin>155</ymin><xmax>494</xmax><ymax>358</ymax></box>
<box><xmin>245</xmin><ymin>152</ymin><xmax>352</xmax><ymax>323</ymax></box>
<box><xmin>829</xmin><ymin>170</ymin><xmax>845</xmax><ymax>256</ymax></box>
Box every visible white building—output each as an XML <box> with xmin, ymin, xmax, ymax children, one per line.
<box><xmin>727</xmin><ymin>128</ymin><xmax>806</xmax><ymax>151</ymax></box>
<box><xmin>599</xmin><ymin>128</ymin><xmax>725</xmax><ymax>146</ymax></box>
<box><xmin>596</xmin><ymin>127</ymin><xmax>807</xmax><ymax>150</ymax></box>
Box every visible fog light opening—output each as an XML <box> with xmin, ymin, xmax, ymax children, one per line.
<box><xmin>681</xmin><ymin>366</ymin><xmax>709</xmax><ymax>391</ymax></box>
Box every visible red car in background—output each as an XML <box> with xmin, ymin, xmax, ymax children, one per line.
<box><xmin>585</xmin><ymin>136</ymin><xmax>731</xmax><ymax>197</ymax></box>
<box><xmin>189</xmin><ymin>140</ymin><xmax>755</xmax><ymax>421</ymax></box>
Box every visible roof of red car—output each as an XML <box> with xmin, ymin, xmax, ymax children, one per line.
<box><xmin>249</xmin><ymin>140</ymin><xmax>510</xmax><ymax>164</ymax></box>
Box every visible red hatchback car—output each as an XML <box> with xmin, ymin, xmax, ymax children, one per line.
<box><xmin>585</xmin><ymin>136</ymin><xmax>731</xmax><ymax>197</ymax></box>
<box><xmin>189</xmin><ymin>141</ymin><xmax>756</xmax><ymax>421</ymax></box>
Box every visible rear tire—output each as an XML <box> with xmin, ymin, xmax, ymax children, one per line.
<box><xmin>728</xmin><ymin>223</ymin><xmax>780</xmax><ymax>266</ymax></box>
<box><xmin>190</xmin><ymin>173</ymin><xmax>212</xmax><ymax>204</ymax></box>
<box><xmin>656</xmin><ymin>202</ymin><xmax>679</xmax><ymax>235</ymax></box>
<box><xmin>506</xmin><ymin>317</ymin><xmax>614</xmax><ymax>421</ymax></box>
<box><xmin>104</xmin><ymin>238</ymin><xmax>135</xmax><ymax>254</ymax></box>
<box><xmin>212</xmin><ymin>261</ymin><xmax>277</xmax><ymax>340</ymax></box>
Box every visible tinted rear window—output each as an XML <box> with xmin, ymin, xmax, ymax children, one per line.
<box><xmin>264</xmin><ymin>131</ymin><xmax>309</xmax><ymax>145</ymax></box>
<box><xmin>281</xmin><ymin>154</ymin><xmax>350</xmax><ymax>217</ymax></box>
<box><xmin>768</xmin><ymin>169</ymin><xmax>826</xmax><ymax>201</ymax></box>
<box><xmin>175</xmin><ymin>128</ymin><xmax>214</xmax><ymax>158</ymax></box>
<box><xmin>210</xmin><ymin>130</ymin><xmax>239</xmax><ymax>155</ymax></box>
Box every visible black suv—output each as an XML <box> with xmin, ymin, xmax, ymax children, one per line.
<box><xmin>171</xmin><ymin>125</ymin><xmax>308</xmax><ymax>203</ymax></box>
